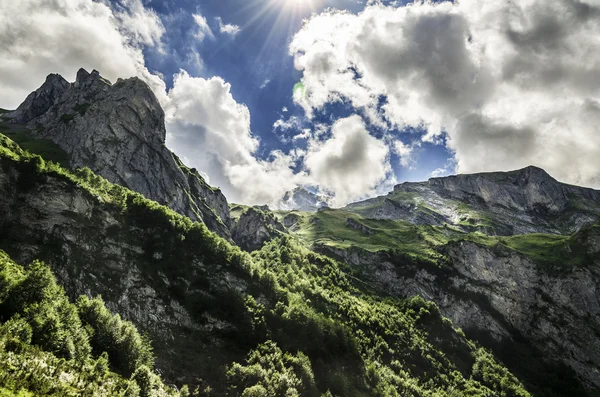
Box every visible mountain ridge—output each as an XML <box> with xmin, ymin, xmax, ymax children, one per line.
<box><xmin>345</xmin><ymin>165</ymin><xmax>600</xmax><ymax>236</ymax></box>
<box><xmin>5</xmin><ymin>68</ymin><xmax>232</xmax><ymax>238</ymax></box>
<box><xmin>1</xmin><ymin>69</ymin><xmax>600</xmax><ymax>396</ymax></box>
<box><xmin>0</xmin><ymin>133</ymin><xmax>535</xmax><ymax>396</ymax></box>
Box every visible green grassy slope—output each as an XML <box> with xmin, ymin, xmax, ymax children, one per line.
<box><xmin>276</xmin><ymin>208</ymin><xmax>596</xmax><ymax>272</ymax></box>
<box><xmin>0</xmin><ymin>119</ymin><xmax>70</xmax><ymax>168</ymax></box>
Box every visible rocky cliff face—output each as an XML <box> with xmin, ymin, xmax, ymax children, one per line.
<box><xmin>0</xmin><ymin>148</ymin><xmax>251</xmax><ymax>384</ymax></box>
<box><xmin>318</xmin><ymin>238</ymin><xmax>600</xmax><ymax>393</ymax></box>
<box><xmin>346</xmin><ymin>166</ymin><xmax>600</xmax><ymax>235</ymax></box>
<box><xmin>231</xmin><ymin>207</ymin><xmax>285</xmax><ymax>251</ymax></box>
<box><xmin>7</xmin><ymin>69</ymin><xmax>231</xmax><ymax>238</ymax></box>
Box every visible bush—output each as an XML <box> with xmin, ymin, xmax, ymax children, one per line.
<box><xmin>77</xmin><ymin>295</ymin><xmax>154</xmax><ymax>377</ymax></box>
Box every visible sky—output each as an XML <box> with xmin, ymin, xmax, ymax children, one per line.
<box><xmin>0</xmin><ymin>0</ymin><xmax>599</xmax><ymax>207</ymax></box>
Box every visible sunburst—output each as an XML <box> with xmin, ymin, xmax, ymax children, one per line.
<box><xmin>222</xmin><ymin>0</ymin><xmax>321</xmax><ymax>85</ymax></box>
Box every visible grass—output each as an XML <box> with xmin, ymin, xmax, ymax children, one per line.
<box><xmin>0</xmin><ymin>388</ymin><xmax>34</xmax><ymax>397</ymax></box>
<box><xmin>276</xmin><ymin>208</ymin><xmax>448</xmax><ymax>262</ymax></box>
<box><xmin>0</xmin><ymin>121</ymin><xmax>70</xmax><ymax>168</ymax></box>
<box><xmin>501</xmin><ymin>232</ymin><xmax>591</xmax><ymax>270</ymax></box>
<box><xmin>447</xmin><ymin>230</ymin><xmax>594</xmax><ymax>271</ymax></box>
<box><xmin>276</xmin><ymin>205</ymin><xmax>596</xmax><ymax>272</ymax></box>
<box><xmin>229</xmin><ymin>203</ymin><xmax>251</xmax><ymax>221</ymax></box>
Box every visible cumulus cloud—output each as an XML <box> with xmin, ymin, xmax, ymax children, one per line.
<box><xmin>0</xmin><ymin>0</ymin><xmax>166</xmax><ymax>109</ymax></box>
<box><xmin>290</xmin><ymin>0</ymin><xmax>600</xmax><ymax>188</ymax></box>
<box><xmin>216</xmin><ymin>17</ymin><xmax>241</xmax><ymax>36</ymax></box>
<box><xmin>164</xmin><ymin>71</ymin><xmax>303</xmax><ymax>204</ymax></box>
<box><xmin>430</xmin><ymin>157</ymin><xmax>457</xmax><ymax>179</ymax></box>
<box><xmin>112</xmin><ymin>0</ymin><xmax>165</xmax><ymax>47</ymax></box>
<box><xmin>0</xmin><ymin>0</ymin><xmax>394</xmax><ymax>207</ymax></box>
<box><xmin>304</xmin><ymin>115</ymin><xmax>392</xmax><ymax>206</ymax></box>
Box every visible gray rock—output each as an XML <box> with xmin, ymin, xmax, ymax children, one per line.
<box><xmin>345</xmin><ymin>166</ymin><xmax>600</xmax><ymax>235</ymax></box>
<box><xmin>231</xmin><ymin>207</ymin><xmax>285</xmax><ymax>251</ymax></box>
<box><xmin>317</xmin><ymin>241</ymin><xmax>600</xmax><ymax>391</ymax></box>
<box><xmin>282</xmin><ymin>213</ymin><xmax>301</xmax><ymax>229</ymax></box>
<box><xmin>7</xmin><ymin>68</ymin><xmax>231</xmax><ymax>238</ymax></box>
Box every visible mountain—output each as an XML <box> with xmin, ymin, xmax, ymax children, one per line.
<box><xmin>5</xmin><ymin>69</ymin><xmax>231</xmax><ymax>238</ymax></box>
<box><xmin>270</xmin><ymin>167</ymin><xmax>600</xmax><ymax>395</ymax></box>
<box><xmin>1</xmin><ymin>69</ymin><xmax>599</xmax><ymax>397</ymax></box>
<box><xmin>279</xmin><ymin>187</ymin><xmax>332</xmax><ymax>211</ymax></box>
<box><xmin>345</xmin><ymin>166</ymin><xmax>600</xmax><ymax>235</ymax></box>
<box><xmin>0</xmin><ymin>134</ymin><xmax>530</xmax><ymax>396</ymax></box>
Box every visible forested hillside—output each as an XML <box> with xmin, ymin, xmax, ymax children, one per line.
<box><xmin>0</xmin><ymin>133</ymin><xmax>532</xmax><ymax>396</ymax></box>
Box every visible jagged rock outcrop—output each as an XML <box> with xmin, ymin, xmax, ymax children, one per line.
<box><xmin>231</xmin><ymin>207</ymin><xmax>285</xmax><ymax>251</ymax></box>
<box><xmin>346</xmin><ymin>166</ymin><xmax>600</xmax><ymax>235</ymax></box>
<box><xmin>279</xmin><ymin>187</ymin><xmax>332</xmax><ymax>211</ymax></box>
<box><xmin>317</xmin><ymin>240</ymin><xmax>600</xmax><ymax>392</ymax></box>
<box><xmin>282</xmin><ymin>212</ymin><xmax>301</xmax><ymax>229</ymax></box>
<box><xmin>7</xmin><ymin>68</ymin><xmax>231</xmax><ymax>237</ymax></box>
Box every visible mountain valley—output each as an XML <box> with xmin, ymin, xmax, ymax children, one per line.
<box><xmin>0</xmin><ymin>70</ymin><xmax>598</xmax><ymax>397</ymax></box>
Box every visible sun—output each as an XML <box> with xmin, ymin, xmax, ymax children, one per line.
<box><xmin>282</xmin><ymin>0</ymin><xmax>316</xmax><ymax>10</ymax></box>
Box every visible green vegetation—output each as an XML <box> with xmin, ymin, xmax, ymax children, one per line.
<box><xmin>0</xmin><ymin>251</ymin><xmax>182</xmax><ymax>396</ymax></box>
<box><xmin>0</xmin><ymin>121</ymin><xmax>70</xmax><ymax>167</ymax></box>
<box><xmin>274</xmin><ymin>209</ymin><xmax>448</xmax><ymax>264</ymax></box>
<box><xmin>0</xmin><ymin>133</ymin><xmax>533</xmax><ymax>396</ymax></box>
<box><xmin>230</xmin><ymin>203</ymin><xmax>252</xmax><ymax>221</ymax></box>
<box><xmin>275</xmin><ymin>205</ymin><xmax>595</xmax><ymax>273</ymax></box>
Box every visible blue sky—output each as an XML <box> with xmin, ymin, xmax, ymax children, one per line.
<box><xmin>138</xmin><ymin>0</ymin><xmax>455</xmax><ymax>186</ymax></box>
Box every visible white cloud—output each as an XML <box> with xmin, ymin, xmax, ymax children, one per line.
<box><xmin>392</xmin><ymin>140</ymin><xmax>413</xmax><ymax>168</ymax></box>
<box><xmin>304</xmin><ymin>115</ymin><xmax>392</xmax><ymax>206</ymax></box>
<box><xmin>193</xmin><ymin>14</ymin><xmax>214</xmax><ymax>42</ymax></box>
<box><xmin>273</xmin><ymin>116</ymin><xmax>302</xmax><ymax>133</ymax></box>
<box><xmin>430</xmin><ymin>168</ymin><xmax>447</xmax><ymax>178</ymax></box>
<box><xmin>112</xmin><ymin>0</ymin><xmax>165</xmax><ymax>48</ymax></box>
<box><xmin>216</xmin><ymin>17</ymin><xmax>240</xmax><ymax>36</ymax></box>
<box><xmin>293</xmin><ymin>129</ymin><xmax>312</xmax><ymax>142</ymax></box>
<box><xmin>0</xmin><ymin>0</ymin><xmax>166</xmax><ymax>109</ymax></box>
<box><xmin>164</xmin><ymin>71</ymin><xmax>303</xmax><ymax>205</ymax></box>
<box><xmin>290</xmin><ymin>0</ymin><xmax>600</xmax><ymax>188</ymax></box>
<box><xmin>0</xmin><ymin>0</ymin><xmax>394</xmax><ymax>208</ymax></box>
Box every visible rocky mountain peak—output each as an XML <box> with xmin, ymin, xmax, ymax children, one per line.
<box><xmin>5</xmin><ymin>69</ymin><xmax>231</xmax><ymax>238</ymax></box>
<box><xmin>10</xmin><ymin>73</ymin><xmax>70</xmax><ymax>122</ymax></box>
<box><xmin>425</xmin><ymin>166</ymin><xmax>568</xmax><ymax>212</ymax></box>
<box><xmin>350</xmin><ymin>166</ymin><xmax>600</xmax><ymax>235</ymax></box>
<box><xmin>73</xmin><ymin>68</ymin><xmax>113</xmax><ymax>92</ymax></box>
